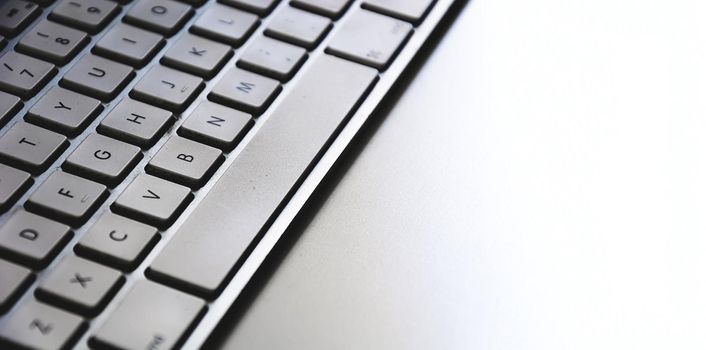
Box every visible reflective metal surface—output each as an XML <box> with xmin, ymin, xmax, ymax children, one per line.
<box><xmin>213</xmin><ymin>0</ymin><xmax>706</xmax><ymax>349</ymax></box>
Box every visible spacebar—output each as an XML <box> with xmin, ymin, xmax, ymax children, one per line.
<box><xmin>149</xmin><ymin>55</ymin><xmax>378</xmax><ymax>298</ymax></box>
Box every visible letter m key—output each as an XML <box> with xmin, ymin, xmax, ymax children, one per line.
<box><xmin>237</xmin><ymin>81</ymin><xmax>255</xmax><ymax>93</ymax></box>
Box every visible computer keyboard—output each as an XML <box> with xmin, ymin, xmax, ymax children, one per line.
<box><xmin>0</xmin><ymin>0</ymin><xmax>458</xmax><ymax>348</ymax></box>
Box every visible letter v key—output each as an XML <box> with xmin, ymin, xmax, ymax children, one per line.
<box><xmin>113</xmin><ymin>174</ymin><xmax>192</xmax><ymax>229</ymax></box>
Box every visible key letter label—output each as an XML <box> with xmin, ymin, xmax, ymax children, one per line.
<box><xmin>29</xmin><ymin>319</ymin><xmax>53</xmax><ymax>335</ymax></box>
<box><xmin>237</xmin><ymin>81</ymin><xmax>255</xmax><ymax>93</ymax></box>
<box><xmin>126</xmin><ymin>113</ymin><xmax>146</xmax><ymax>125</ymax></box>
<box><xmin>19</xmin><ymin>137</ymin><xmax>36</xmax><ymax>146</ymax></box>
<box><xmin>143</xmin><ymin>189</ymin><xmax>160</xmax><ymax>199</ymax></box>
<box><xmin>69</xmin><ymin>273</ymin><xmax>92</xmax><ymax>288</ymax></box>
<box><xmin>176</xmin><ymin>154</ymin><xmax>193</xmax><ymax>162</ymax></box>
<box><xmin>207</xmin><ymin>115</ymin><xmax>225</xmax><ymax>127</ymax></box>
<box><xmin>58</xmin><ymin>188</ymin><xmax>74</xmax><ymax>198</ymax></box>
<box><xmin>54</xmin><ymin>101</ymin><xmax>72</xmax><ymax>110</ymax></box>
<box><xmin>94</xmin><ymin>150</ymin><xmax>111</xmax><ymax>160</ymax></box>
<box><xmin>109</xmin><ymin>230</ymin><xmax>128</xmax><ymax>241</ymax></box>
<box><xmin>19</xmin><ymin>228</ymin><xmax>38</xmax><ymax>241</ymax></box>
<box><xmin>89</xmin><ymin>67</ymin><xmax>106</xmax><ymax>78</ymax></box>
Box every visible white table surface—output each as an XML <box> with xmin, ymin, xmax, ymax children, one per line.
<box><xmin>211</xmin><ymin>0</ymin><xmax>706</xmax><ymax>348</ymax></box>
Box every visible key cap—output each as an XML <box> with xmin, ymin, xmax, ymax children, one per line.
<box><xmin>0</xmin><ymin>210</ymin><xmax>72</xmax><ymax>269</ymax></box>
<box><xmin>50</xmin><ymin>0</ymin><xmax>120</xmax><ymax>33</ymax></box>
<box><xmin>147</xmin><ymin>136</ymin><xmax>223</xmax><ymax>188</ymax></box>
<box><xmin>76</xmin><ymin>212</ymin><xmax>159</xmax><ymax>271</ymax></box>
<box><xmin>36</xmin><ymin>255</ymin><xmax>123</xmax><ymax>316</ymax></box>
<box><xmin>131</xmin><ymin>65</ymin><xmax>204</xmax><ymax>112</ymax></box>
<box><xmin>63</xmin><ymin>133</ymin><xmax>142</xmax><ymax>186</ymax></box>
<box><xmin>61</xmin><ymin>54</ymin><xmax>135</xmax><ymax>101</ymax></box>
<box><xmin>179</xmin><ymin>101</ymin><xmax>253</xmax><ymax>150</ymax></box>
<box><xmin>327</xmin><ymin>9</ymin><xmax>412</xmax><ymax>70</ymax></box>
<box><xmin>0</xmin><ymin>51</ymin><xmax>57</xmax><ymax>99</ymax></box>
<box><xmin>0</xmin><ymin>91</ymin><xmax>22</xmax><ymax>128</ymax></box>
<box><xmin>237</xmin><ymin>36</ymin><xmax>307</xmax><ymax>81</ymax></box>
<box><xmin>94</xmin><ymin>23</ymin><xmax>165</xmax><ymax>67</ymax></box>
<box><xmin>0</xmin><ymin>300</ymin><xmax>86</xmax><ymax>350</ymax></box>
<box><xmin>0</xmin><ymin>164</ymin><xmax>32</xmax><ymax>212</ymax></box>
<box><xmin>0</xmin><ymin>122</ymin><xmax>68</xmax><ymax>174</ymax></box>
<box><xmin>26</xmin><ymin>170</ymin><xmax>108</xmax><ymax>226</ymax></box>
<box><xmin>162</xmin><ymin>33</ymin><xmax>232</xmax><ymax>79</ymax></box>
<box><xmin>220</xmin><ymin>0</ymin><xmax>277</xmax><ymax>15</ymax></box>
<box><xmin>0</xmin><ymin>0</ymin><xmax>40</xmax><ymax>37</ymax></box>
<box><xmin>265</xmin><ymin>5</ymin><xmax>331</xmax><ymax>49</ymax></box>
<box><xmin>149</xmin><ymin>55</ymin><xmax>377</xmax><ymax>297</ymax></box>
<box><xmin>190</xmin><ymin>3</ymin><xmax>258</xmax><ymax>47</ymax></box>
<box><xmin>17</xmin><ymin>20</ymin><xmax>89</xmax><ymax>65</ymax></box>
<box><xmin>98</xmin><ymin>98</ymin><xmax>174</xmax><ymax>148</ymax></box>
<box><xmin>112</xmin><ymin>173</ymin><xmax>192</xmax><ymax>228</ymax></box>
<box><xmin>208</xmin><ymin>67</ymin><xmax>281</xmax><ymax>115</ymax></box>
<box><xmin>91</xmin><ymin>280</ymin><xmax>205</xmax><ymax>350</ymax></box>
<box><xmin>291</xmin><ymin>0</ymin><xmax>350</xmax><ymax>18</ymax></box>
<box><xmin>26</xmin><ymin>87</ymin><xmax>102</xmax><ymax>136</ymax></box>
<box><xmin>125</xmin><ymin>0</ymin><xmax>193</xmax><ymax>36</ymax></box>
<box><xmin>363</xmin><ymin>0</ymin><xmax>434</xmax><ymax>24</ymax></box>
<box><xmin>0</xmin><ymin>259</ymin><xmax>33</xmax><ymax>314</ymax></box>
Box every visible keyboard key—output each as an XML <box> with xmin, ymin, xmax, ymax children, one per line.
<box><xmin>91</xmin><ymin>280</ymin><xmax>205</xmax><ymax>350</ymax></box>
<box><xmin>220</xmin><ymin>0</ymin><xmax>278</xmax><ymax>15</ymax></box>
<box><xmin>76</xmin><ymin>212</ymin><xmax>159</xmax><ymax>271</ymax></box>
<box><xmin>63</xmin><ymin>133</ymin><xmax>142</xmax><ymax>186</ymax></box>
<box><xmin>0</xmin><ymin>0</ymin><xmax>40</xmax><ymax>37</ymax></box>
<box><xmin>179</xmin><ymin>101</ymin><xmax>253</xmax><ymax>150</ymax></box>
<box><xmin>147</xmin><ymin>135</ymin><xmax>223</xmax><ymax>188</ymax></box>
<box><xmin>209</xmin><ymin>67</ymin><xmax>281</xmax><ymax>115</ymax></box>
<box><xmin>0</xmin><ymin>300</ymin><xmax>86</xmax><ymax>350</ymax></box>
<box><xmin>327</xmin><ymin>9</ymin><xmax>412</xmax><ymax>70</ymax></box>
<box><xmin>36</xmin><ymin>254</ymin><xmax>124</xmax><ymax>316</ymax></box>
<box><xmin>363</xmin><ymin>0</ymin><xmax>434</xmax><ymax>24</ymax></box>
<box><xmin>61</xmin><ymin>54</ymin><xmax>135</xmax><ymax>101</ymax></box>
<box><xmin>26</xmin><ymin>170</ymin><xmax>108</xmax><ymax>226</ymax></box>
<box><xmin>0</xmin><ymin>91</ymin><xmax>22</xmax><ymax>128</ymax></box>
<box><xmin>291</xmin><ymin>0</ymin><xmax>350</xmax><ymax>18</ymax></box>
<box><xmin>94</xmin><ymin>23</ymin><xmax>165</xmax><ymax>67</ymax></box>
<box><xmin>98</xmin><ymin>98</ymin><xmax>174</xmax><ymax>148</ymax></box>
<box><xmin>0</xmin><ymin>51</ymin><xmax>57</xmax><ymax>99</ymax></box>
<box><xmin>265</xmin><ymin>5</ymin><xmax>331</xmax><ymax>49</ymax></box>
<box><xmin>26</xmin><ymin>87</ymin><xmax>102</xmax><ymax>136</ymax></box>
<box><xmin>50</xmin><ymin>0</ymin><xmax>120</xmax><ymax>33</ymax></box>
<box><xmin>17</xmin><ymin>20</ymin><xmax>89</xmax><ymax>65</ymax></box>
<box><xmin>0</xmin><ymin>122</ymin><xmax>68</xmax><ymax>174</ymax></box>
<box><xmin>112</xmin><ymin>173</ymin><xmax>192</xmax><ymax>229</ymax></box>
<box><xmin>162</xmin><ymin>33</ymin><xmax>232</xmax><ymax>79</ymax></box>
<box><xmin>150</xmin><ymin>55</ymin><xmax>377</xmax><ymax>297</ymax></box>
<box><xmin>237</xmin><ymin>36</ymin><xmax>307</xmax><ymax>81</ymax></box>
<box><xmin>0</xmin><ymin>259</ymin><xmax>33</xmax><ymax>314</ymax></box>
<box><xmin>0</xmin><ymin>164</ymin><xmax>32</xmax><ymax>212</ymax></box>
<box><xmin>125</xmin><ymin>0</ymin><xmax>193</xmax><ymax>36</ymax></box>
<box><xmin>190</xmin><ymin>3</ymin><xmax>258</xmax><ymax>47</ymax></box>
<box><xmin>0</xmin><ymin>210</ymin><xmax>72</xmax><ymax>269</ymax></box>
<box><xmin>131</xmin><ymin>65</ymin><xmax>204</xmax><ymax>112</ymax></box>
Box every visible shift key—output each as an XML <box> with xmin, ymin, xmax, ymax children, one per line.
<box><xmin>149</xmin><ymin>55</ymin><xmax>377</xmax><ymax>298</ymax></box>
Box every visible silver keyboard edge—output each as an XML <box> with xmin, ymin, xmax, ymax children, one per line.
<box><xmin>0</xmin><ymin>0</ymin><xmax>461</xmax><ymax>348</ymax></box>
